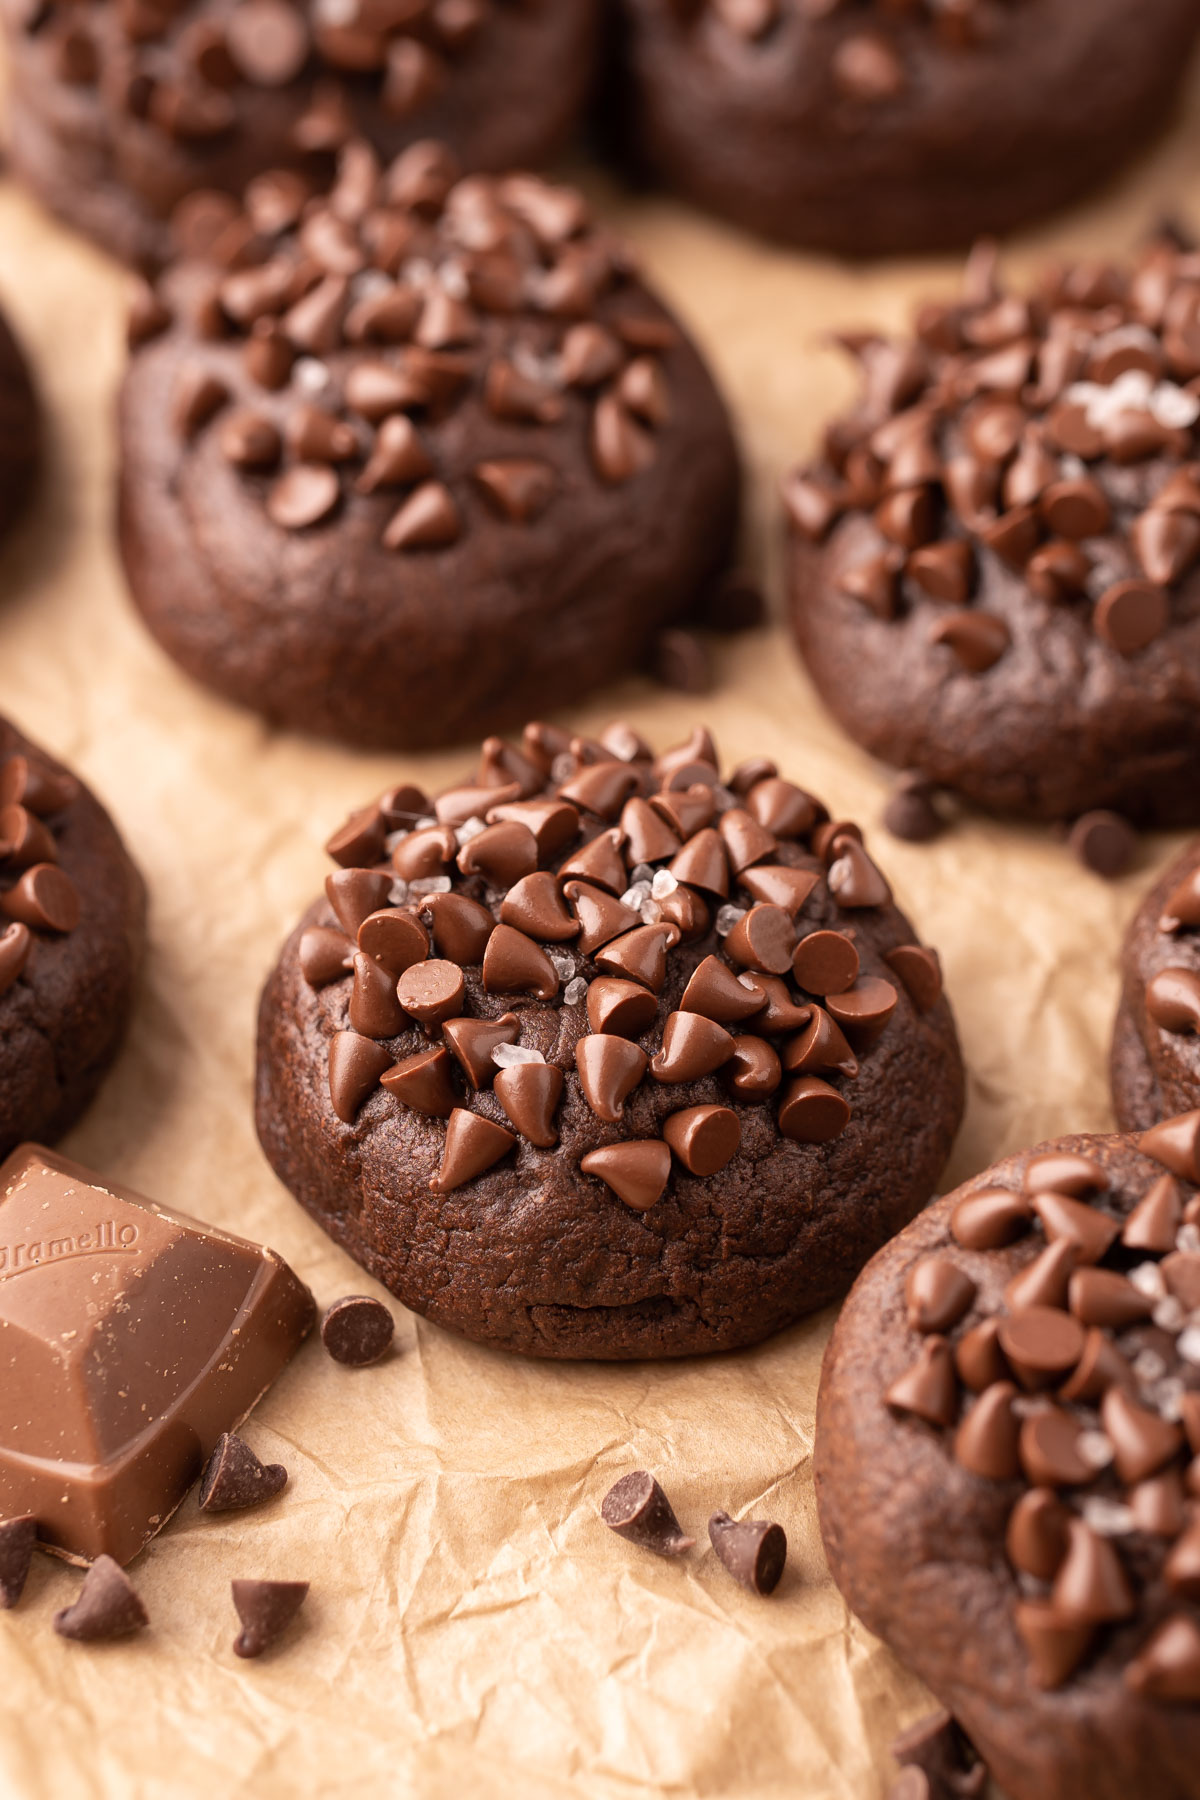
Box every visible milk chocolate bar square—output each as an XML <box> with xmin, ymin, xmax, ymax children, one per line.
<box><xmin>0</xmin><ymin>1145</ymin><xmax>314</xmax><ymax>1565</ymax></box>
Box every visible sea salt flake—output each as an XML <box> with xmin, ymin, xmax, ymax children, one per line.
<box><xmin>563</xmin><ymin>977</ymin><xmax>587</xmax><ymax>1007</ymax></box>
<box><xmin>1178</xmin><ymin>1224</ymin><xmax>1200</xmax><ymax>1254</ymax></box>
<box><xmin>492</xmin><ymin>1043</ymin><xmax>544</xmax><ymax>1069</ymax></box>
<box><xmin>1081</xmin><ymin>1497</ymin><xmax>1135</xmax><ymax>1537</ymax></box>
<box><xmin>1150</xmin><ymin>381</ymin><xmax>1200</xmax><ymax>430</ymax></box>
<box><xmin>1133</xmin><ymin>1348</ymin><xmax>1167</xmax><ymax>1384</ymax></box>
<box><xmin>415</xmin><ymin>815</ymin><xmax>437</xmax><ymax>830</ymax></box>
<box><xmin>549</xmin><ymin>950</ymin><xmax>576</xmax><ymax>980</ymax></box>
<box><xmin>639</xmin><ymin>900</ymin><xmax>663</xmax><ymax>926</ymax></box>
<box><xmin>715</xmin><ymin>905</ymin><xmax>746</xmax><ymax>937</ymax></box>
<box><xmin>293</xmin><ymin>357</ymin><xmax>330</xmax><ymax>394</ymax></box>
<box><xmin>389</xmin><ymin>879</ymin><xmax>409</xmax><ymax>905</ymax></box>
<box><xmin>437</xmin><ymin>261</ymin><xmax>469</xmax><ymax>301</ymax></box>
<box><xmin>456</xmin><ymin>816</ymin><xmax>486</xmax><ymax>846</ymax></box>
<box><xmin>1130</xmin><ymin>1261</ymin><xmax>1167</xmax><ymax>1300</ymax></box>
<box><xmin>1177</xmin><ymin>1326</ymin><xmax>1200</xmax><ymax>1364</ymax></box>
<box><xmin>621</xmin><ymin>882</ymin><xmax>651</xmax><ymax>911</ymax></box>
<box><xmin>1150</xmin><ymin>1377</ymin><xmax>1186</xmax><ymax>1422</ymax></box>
<box><xmin>1077</xmin><ymin>1430</ymin><xmax>1114</xmax><ymax>1470</ymax></box>
<box><xmin>409</xmin><ymin>876</ymin><xmax>450</xmax><ymax>896</ymax></box>
<box><xmin>650</xmin><ymin>870</ymin><xmax>678</xmax><ymax>899</ymax></box>
<box><xmin>1152</xmin><ymin>1297</ymin><xmax>1186</xmax><ymax>1334</ymax></box>
<box><xmin>551</xmin><ymin>754</ymin><xmax>575</xmax><ymax>783</ymax></box>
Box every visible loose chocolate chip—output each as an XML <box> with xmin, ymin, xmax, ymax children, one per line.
<box><xmin>653</xmin><ymin>627</ymin><xmax>712</xmax><ymax>694</ymax></box>
<box><xmin>0</xmin><ymin>1516</ymin><xmax>36</xmax><ymax>1609</ymax></box>
<box><xmin>320</xmin><ymin>1295</ymin><xmax>395</xmax><ymax>1366</ymax></box>
<box><xmin>891</xmin><ymin>1708</ymin><xmax>987</xmax><ymax>1800</ymax></box>
<box><xmin>708</xmin><ymin>1510</ymin><xmax>787</xmax><ymax>1595</ymax></box>
<box><xmin>1068</xmin><ymin>810</ymin><xmax>1137</xmax><ymax>877</ymax></box>
<box><xmin>231</xmin><ymin>1578</ymin><xmax>309</xmax><ymax>1658</ymax></box>
<box><xmin>883</xmin><ymin>773</ymin><xmax>946</xmax><ymax>844</ymax></box>
<box><xmin>199</xmin><ymin>1433</ymin><xmax>288</xmax><ymax>1513</ymax></box>
<box><xmin>703</xmin><ymin>572</ymin><xmax>766</xmax><ymax>633</ymax></box>
<box><xmin>601</xmin><ymin>1472</ymin><xmax>694</xmax><ymax>1556</ymax></box>
<box><xmin>54</xmin><ymin>1556</ymin><xmax>149</xmax><ymax>1642</ymax></box>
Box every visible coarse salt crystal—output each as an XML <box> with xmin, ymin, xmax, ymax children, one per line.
<box><xmin>389</xmin><ymin>879</ymin><xmax>409</xmax><ymax>905</ymax></box>
<box><xmin>621</xmin><ymin>882</ymin><xmax>651</xmax><ymax>911</ymax></box>
<box><xmin>715</xmin><ymin>905</ymin><xmax>746</xmax><ymax>937</ymax></box>
<box><xmin>1077</xmin><ymin>1430</ymin><xmax>1114</xmax><ymax>1470</ymax></box>
<box><xmin>293</xmin><ymin>357</ymin><xmax>330</xmax><ymax>393</ymax></box>
<box><xmin>492</xmin><ymin>1043</ymin><xmax>544</xmax><ymax>1068</ymax></box>
<box><xmin>409</xmin><ymin>876</ymin><xmax>451</xmax><ymax>896</ymax></box>
<box><xmin>1081</xmin><ymin>1497</ymin><xmax>1134</xmax><ymax>1537</ymax></box>
<box><xmin>650</xmin><ymin>869</ymin><xmax>678</xmax><ymax>899</ymax></box>
<box><xmin>456</xmin><ymin>816</ymin><xmax>486</xmax><ymax>845</ymax></box>
<box><xmin>1129</xmin><ymin>1261</ymin><xmax>1167</xmax><ymax>1300</ymax></box>
<box><xmin>563</xmin><ymin>977</ymin><xmax>588</xmax><ymax>1007</ymax></box>
<box><xmin>1152</xmin><ymin>1297</ymin><xmax>1186</xmax><ymax>1334</ymax></box>
<box><xmin>1133</xmin><ymin>1349</ymin><xmax>1167</xmax><ymax>1384</ymax></box>
<box><xmin>549</xmin><ymin>950</ymin><xmax>576</xmax><ymax>980</ymax></box>
<box><xmin>1178</xmin><ymin>1224</ymin><xmax>1200</xmax><ymax>1254</ymax></box>
<box><xmin>1177</xmin><ymin>1327</ymin><xmax>1200</xmax><ymax>1364</ymax></box>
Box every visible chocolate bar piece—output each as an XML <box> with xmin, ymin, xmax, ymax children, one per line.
<box><xmin>0</xmin><ymin>1145</ymin><xmax>314</xmax><ymax>1565</ymax></box>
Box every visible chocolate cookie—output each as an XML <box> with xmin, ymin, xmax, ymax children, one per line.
<box><xmin>2</xmin><ymin>0</ymin><xmax>600</xmax><ymax>270</ymax></box>
<box><xmin>118</xmin><ymin>142</ymin><xmax>740</xmax><ymax>749</ymax></box>
<box><xmin>787</xmin><ymin>240</ymin><xmax>1200</xmax><ymax>825</ymax></box>
<box><xmin>615</xmin><ymin>0</ymin><xmax>1200</xmax><ymax>257</ymax></box>
<box><xmin>0</xmin><ymin>308</ymin><xmax>39</xmax><ymax>547</ymax></box>
<box><xmin>0</xmin><ymin>719</ymin><xmax>146</xmax><ymax>1159</ymax></box>
<box><xmin>254</xmin><ymin>719</ymin><xmax>964</xmax><ymax>1359</ymax></box>
<box><xmin>816</xmin><ymin>1117</ymin><xmax>1200</xmax><ymax>1800</ymax></box>
<box><xmin>1113</xmin><ymin>843</ymin><xmax>1200</xmax><ymax>1133</ymax></box>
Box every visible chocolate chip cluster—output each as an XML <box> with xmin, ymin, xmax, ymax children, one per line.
<box><xmin>787</xmin><ymin>236</ymin><xmax>1200</xmax><ymax>671</ymax></box>
<box><xmin>1146</xmin><ymin>860</ymin><xmax>1200</xmax><ymax>1041</ymax></box>
<box><xmin>133</xmin><ymin>139</ymin><xmax>677</xmax><ymax>546</ymax></box>
<box><xmin>26</xmin><ymin>0</ymin><xmax>518</xmax><ymax>146</ymax></box>
<box><xmin>687</xmin><ymin>0</ymin><xmax>1011</xmax><ymax>101</ymax></box>
<box><xmin>305</xmin><ymin>720</ymin><xmax>941</xmax><ymax>1208</ymax></box>
<box><xmin>0</xmin><ymin>741</ymin><xmax>82</xmax><ymax>998</ymax></box>
<box><xmin>885</xmin><ymin>1114</ymin><xmax>1200</xmax><ymax>1702</ymax></box>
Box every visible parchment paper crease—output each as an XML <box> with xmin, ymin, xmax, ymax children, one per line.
<box><xmin>1</xmin><ymin>55</ymin><xmax>1200</xmax><ymax>1800</ymax></box>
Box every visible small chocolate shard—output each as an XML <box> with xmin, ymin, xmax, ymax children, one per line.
<box><xmin>0</xmin><ymin>1516</ymin><xmax>36</xmax><ymax>1609</ymax></box>
<box><xmin>199</xmin><ymin>1434</ymin><xmax>288</xmax><ymax>1514</ymax></box>
<box><xmin>601</xmin><ymin>1471</ymin><xmax>693</xmax><ymax>1557</ymax></box>
<box><xmin>707</xmin><ymin>1510</ymin><xmax>787</xmax><ymax>1595</ymax></box>
<box><xmin>231</xmin><ymin>1578</ymin><xmax>309</xmax><ymax>1658</ymax></box>
<box><xmin>891</xmin><ymin>1707</ymin><xmax>987</xmax><ymax>1799</ymax></box>
<box><xmin>54</xmin><ymin>1556</ymin><xmax>149</xmax><ymax>1643</ymax></box>
<box><xmin>320</xmin><ymin>1295</ymin><xmax>395</xmax><ymax>1366</ymax></box>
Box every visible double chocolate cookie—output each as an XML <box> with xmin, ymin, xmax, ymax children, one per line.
<box><xmin>0</xmin><ymin>719</ymin><xmax>146</xmax><ymax>1159</ymax></box>
<box><xmin>615</xmin><ymin>0</ymin><xmax>1200</xmax><ymax>257</ymax></box>
<box><xmin>816</xmin><ymin>1117</ymin><xmax>1200</xmax><ymax>1800</ymax></box>
<box><xmin>119</xmin><ymin>143</ymin><xmax>740</xmax><ymax>749</ymax></box>
<box><xmin>255</xmin><ymin>720</ymin><xmax>964</xmax><ymax>1359</ymax></box>
<box><xmin>2</xmin><ymin>0</ymin><xmax>599</xmax><ymax>269</ymax></box>
<box><xmin>787</xmin><ymin>239</ymin><xmax>1200</xmax><ymax>825</ymax></box>
<box><xmin>1113</xmin><ymin>843</ymin><xmax>1200</xmax><ymax>1132</ymax></box>
<box><xmin>0</xmin><ymin>308</ymin><xmax>39</xmax><ymax>547</ymax></box>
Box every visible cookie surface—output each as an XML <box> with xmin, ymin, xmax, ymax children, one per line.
<box><xmin>0</xmin><ymin>310</ymin><xmax>39</xmax><ymax>548</ymax></box>
<box><xmin>787</xmin><ymin>239</ymin><xmax>1200</xmax><ymax>825</ymax></box>
<box><xmin>816</xmin><ymin>1120</ymin><xmax>1200</xmax><ymax>1800</ymax></box>
<box><xmin>2</xmin><ymin>0</ymin><xmax>599</xmax><ymax>269</ymax></box>
<box><xmin>0</xmin><ymin>718</ymin><xmax>146</xmax><ymax>1159</ymax></box>
<box><xmin>616</xmin><ymin>0</ymin><xmax>1200</xmax><ymax>256</ymax></box>
<box><xmin>1113</xmin><ymin>843</ymin><xmax>1200</xmax><ymax>1132</ymax></box>
<box><xmin>118</xmin><ymin>143</ymin><xmax>740</xmax><ymax>750</ymax></box>
<box><xmin>255</xmin><ymin>720</ymin><xmax>964</xmax><ymax>1359</ymax></box>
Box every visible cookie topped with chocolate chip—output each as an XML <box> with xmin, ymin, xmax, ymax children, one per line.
<box><xmin>254</xmin><ymin>719</ymin><xmax>963</xmax><ymax>1359</ymax></box>
<box><xmin>787</xmin><ymin>238</ymin><xmax>1200</xmax><ymax>826</ymax></box>
<box><xmin>0</xmin><ymin>717</ymin><xmax>146</xmax><ymax>1159</ymax></box>
<box><xmin>816</xmin><ymin>1116</ymin><xmax>1200</xmax><ymax>1800</ymax></box>
<box><xmin>616</xmin><ymin>0</ymin><xmax>1200</xmax><ymax>256</ymax></box>
<box><xmin>2</xmin><ymin>0</ymin><xmax>600</xmax><ymax>269</ymax></box>
<box><xmin>1113</xmin><ymin>841</ymin><xmax>1200</xmax><ymax>1133</ymax></box>
<box><xmin>119</xmin><ymin>141</ymin><xmax>739</xmax><ymax>748</ymax></box>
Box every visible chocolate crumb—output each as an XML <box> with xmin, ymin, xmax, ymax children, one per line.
<box><xmin>883</xmin><ymin>774</ymin><xmax>946</xmax><ymax>844</ymax></box>
<box><xmin>707</xmin><ymin>1509</ymin><xmax>787</xmax><ymax>1594</ymax></box>
<box><xmin>199</xmin><ymin>1433</ymin><xmax>288</xmax><ymax>1514</ymax></box>
<box><xmin>231</xmin><ymin>1578</ymin><xmax>309</xmax><ymax>1659</ymax></box>
<box><xmin>1068</xmin><ymin>810</ymin><xmax>1137</xmax><ymax>879</ymax></box>
<box><xmin>0</xmin><ymin>1516</ymin><xmax>35</xmax><ymax>1609</ymax></box>
<box><xmin>54</xmin><ymin>1555</ymin><xmax>149</xmax><ymax>1642</ymax></box>
<box><xmin>654</xmin><ymin>627</ymin><xmax>712</xmax><ymax>694</ymax></box>
<box><xmin>601</xmin><ymin>1471</ymin><xmax>694</xmax><ymax>1556</ymax></box>
<box><xmin>892</xmin><ymin>1708</ymin><xmax>987</xmax><ymax>1799</ymax></box>
<box><xmin>320</xmin><ymin>1295</ymin><xmax>396</xmax><ymax>1366</ymax></box>
<box><xmin>703</xmin><ymin>571</ymin><xmax>767</xmax><ymax>634</ymax></box>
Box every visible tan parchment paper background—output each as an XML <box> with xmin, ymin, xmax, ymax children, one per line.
<box><xmin>2</xmin><ymin>53</ymin><xmax>1200</xmax><ymax>1800</ymax></box>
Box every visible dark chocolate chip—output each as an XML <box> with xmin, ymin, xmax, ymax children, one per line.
<box><xmin>707</xmin><ymin>1510</ymin><xmax>787</xmax><ymax>1595</ymax></box>
<box><xmin>320</xmin><ymin>1295</ymin><xmax>395</xmax><ymax>1367</ymax></box>
<box><xmin>1067</xmin><ymin>810</ymin><xmax>1137</xmax><ymax>878</ymax></box>
<box><xmin>198</xmin><ymin>1433</ymin><xmax>288</xmax><ymax>1513</ymax></box>
<box><xmin>601</xmin><ymin>1471</ymin><xmax>694</xmax><ymax>1556</ymax></box>
<box><xmin>54</xmin><ymin>1556</ymin><xmax>149</xmax><ymax>1642</ymax></box>
<box><xmin>231</xmin><ymin>1578</ymin><xmax>309</xmax><ymax>1658</ymax></box>
<box><xmin>0</xmin><ymin>1516</ymin><xmax>36</xmax><ymax>1609</ymax></box>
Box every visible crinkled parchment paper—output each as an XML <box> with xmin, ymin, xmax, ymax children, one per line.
<box><xmin>1</xmin><ymin>55</ymin><xmax>1200</xmax><ymax>1800</ymax></box>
